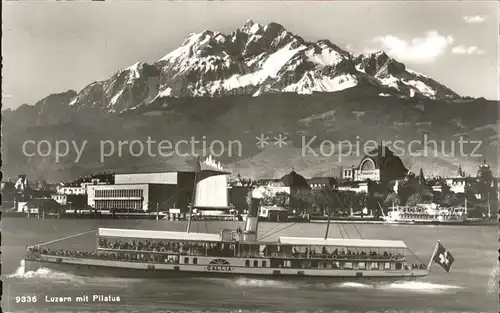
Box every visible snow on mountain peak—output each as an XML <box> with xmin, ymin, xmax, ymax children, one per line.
<box><xmin>241</xmin><ymin>19</ymin><xmax>263</xmax><ymax>34</ymax></box>
<box><xmin>60</xmin><ymin>20</ymin><xmax>461</xmax><ymax>114</ymax></box>
<box><xmin>305</xmin><ymin>41</ymin><xmax>346</xmax><ymax>67</ymax></box>
<box><xmin>124</xmin><ymin>62</ymin><xmax>143</xmax><ymax>81</ymax></box>
<box><xmin>406</xmin><ymin>68</ymin><xmax>430</xmax><ymax>79</ymax></box>
<box><xmin>149</xmin><ymin>22</ymin><xmax>460</xmax><ymax>100</ymax></box>
<box><xmin>159</xmin><ymin>31</ymin><xmax>217</xmax><ymax>62</ymax></box>
<box><xmin>352</xmin><ymin>51</ymin><xmax>459</xmax><ymax>99</ymax></box>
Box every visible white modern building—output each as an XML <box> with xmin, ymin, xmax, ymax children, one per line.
<box><xmin>86</xmin><ymin>155</ymin><xmax>230</xmax><ymax>213</ymax></box>
<box><xmin>87</xmin><ymin>183</ymin><xmax>177</xmax><ymax>211</ymax></box>
<box><xmin>194</xmin><ymin>155</ymin><xmax>229</xmax><ymax>209</ymax></box>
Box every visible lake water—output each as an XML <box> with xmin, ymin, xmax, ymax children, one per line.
<box><xmin>2</xmin><ymin>218</ymin><xmax>498</xmax><ymax>313</ymax></box>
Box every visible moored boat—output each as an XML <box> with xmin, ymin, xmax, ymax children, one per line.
<box><xmin>383</xmin><ymin>204</ymin><xmax>467</xmax><ymax>224</ymax></box>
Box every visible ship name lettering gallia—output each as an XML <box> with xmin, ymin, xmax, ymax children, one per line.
<box><xmin>93</xmin><ymin>295</ymin><xmax>121</xmax><ymax>302</ymax></box>
<box><xmin>206</xmin><ymin>264</ymin><xmax>232</xmax><ymax>271</ymax></box>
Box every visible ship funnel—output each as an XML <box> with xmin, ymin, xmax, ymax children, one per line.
<box><xmin>243</xmin><ymin>196</ymin><xmax>261</xmax><ymax>241</ymax></box>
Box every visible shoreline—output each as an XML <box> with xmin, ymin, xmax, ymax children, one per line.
<box><xmin>309</xmin><ymin>219</ymin><xmax>497</xmax><ymax>226</ymax></box>
<box><xmin>2</xmin><ymin>212</ymin><xmax>496</xmax><ymax>226</ymax></box>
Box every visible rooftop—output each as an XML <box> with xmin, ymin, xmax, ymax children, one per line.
<box><xmin>278</xmin><ymin>237</ymin><xmax>407</xmax><ymax>249</ymax></box>
<box><xmin>98</xmin><ymin>228</ymin><xmax>222</xmax><ymax>242</ymax></box>
<box><xmin>280</xmin><ymin>170</ymin><xmax>310</xmax><ymax>188</ymax></box>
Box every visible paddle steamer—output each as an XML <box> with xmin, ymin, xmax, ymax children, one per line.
<box><xmin>383</xmin><ymin>204</ymin><xmax>467</xmax><ymax>224</ymax></box>
<box><xmin>25</xmin><ymin>194</ymin><xmax>441</xmax><ymax>280</ymax></box>
<box><xmin>24</xmin><ymin>162</ymin><xmax>443</xmax><ymax>281</ymax></box>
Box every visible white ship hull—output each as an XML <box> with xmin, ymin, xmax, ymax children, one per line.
<box><xmin>384</xmin><ymin>206</ymin><xmax>467</xmax><ymax>225</ymax></box>
<box><xmin>383</xmin><ymin>217</ymin><xmax>466</xmax><ymax>224</ymax></box>
<box><xmin>25</xmin><ymin>255</ymin><xmax>428</xmax><ymax>281</ymax></box>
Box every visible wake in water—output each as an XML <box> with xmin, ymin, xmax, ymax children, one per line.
<box><xmin>6</xmin><ymin>260</ymin><xmax>142</xmax><ymax>287</ymax></box>
<box><xmin>231</xmin><ymin>278</ymin><xmax>299</xmax><ymax>289</ymax></box>
<box><xmin>204</xmin><ymin>276</ymin><xmax>462</xmax><ymax>294</ymax></box>
<box><xmin>189</xmin><ymin>277</ymin><xmax>299</xmax><ymax>289</ymax></box>
<box><xmin>338</xmin><ymin>281</ymin><xmax>463</xmax><ymax>293</ymax></box>
<box><xmin>6</xmin><ymin>260</ymin><xmax>86</xmax><ymax>285</ymax></box>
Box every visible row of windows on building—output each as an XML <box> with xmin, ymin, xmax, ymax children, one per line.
<box><xmin>94</xmin><ymin>200</ymin><xmax>144</xmax><ymax>210</ymax></box>
<box><xmin>309</xmin><ymin>184</ymin><xmax>329</xmax><ymax>189</ymax></box>
<box><xmin>59</xmin><ymin>187</ymin><xmax>86</xmax><ymax>194</ymax></box>
<box><xmin>94</xmin><ymin>189</ymin><xmax>144</xmax><ymax>198</ymax></box>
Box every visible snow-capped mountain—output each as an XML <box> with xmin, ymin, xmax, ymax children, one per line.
<box><xmin>352</xmin><ymin>52</ymin><xmax>459</xmax><ymax>99</ymax></box>
<box><xmin>69</xmin><ymin>62</ymin><xmax>160</xmax><ymax>113</ymax></box>
<box><xmin>54</xmin><ymin>20</ymin><xmax>461</xmax><ymax>113</ymax></box>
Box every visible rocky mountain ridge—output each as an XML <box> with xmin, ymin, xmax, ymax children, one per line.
<box><xmin>2</xmin><ymin>20</ymin><xmax>496</xmax><ymax>182</ymax></box>
<box><xmin>5</xmin><ymin>20</ymin><xmax>463</xmax><ymax>118</ymax></box>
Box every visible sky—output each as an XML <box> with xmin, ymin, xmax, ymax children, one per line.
<box><xmin>2</xmin><ymin>1</ymin><xmax>499</xmax><ymax>110</ymax></box>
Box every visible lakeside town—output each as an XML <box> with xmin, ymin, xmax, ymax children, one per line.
<box><xmin>2</xmin><ymin>145</ymin><xmax>497</xmax><ymax>223</ymax></box>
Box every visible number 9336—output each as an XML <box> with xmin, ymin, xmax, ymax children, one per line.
<box><xmin>16</xmin><ymin>295</ymin><xmax>38</xmax><ymax>303</ymax></box>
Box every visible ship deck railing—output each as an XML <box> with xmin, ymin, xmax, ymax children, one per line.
<box><xmin>394</xmin><ymin>214</ymin><xmax>464</xmax><ymax>219</ymax></box>
<box><xmin>26</xmin><ymin>252</ymin><xmax>416</xmax><ymax>269</ymax></box>
<box><xmin>95</xmin><ymin>247</ymin><xmax>405</xmax><ymax>261</ymax></box>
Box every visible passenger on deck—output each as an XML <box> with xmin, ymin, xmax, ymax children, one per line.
<box><xmin>262</xmin><ymin>246</ymin><xmax>268</xmax><ymax>256</ymax></box>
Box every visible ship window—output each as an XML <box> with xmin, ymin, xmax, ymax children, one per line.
<box><xmin>184</xmin><ymin>257</ymin><xmax>189</xmax><ymax>264</ymax></box>
<box><xmin>395</xmin><ymin>262</ymin><xmax>402</xmax><ymax>270</ymax></box>
<box><xmin>193</xmin><ymin>258</ymin><xmax>198</xmax><ymax>265</ymax></box>
<box><xmin>384</xmin><ymin>262</ymin><xmax>391</xmax><ymax>270</ymax></box>
<box><xmin>343</xmin><ymin>262</ymin><xmax>353</xmax><ymax>270</ymax></box>
<box><xmin>262</xmin><ymin>261</ymin><xmax>267</xmax><ymax>267</ymax></box>
<box><xmin>253</xmin><ymin>260</ymin><xmax>258</xmax><ymax>267</ymax></box>
<box><xmin>370</xmin><ymin>262</ymin><xmax>379</xmax><ymax>270</ymax></box>
<box><xmin>358</xmin><ymin>262</ymin><xmax>366</xmax><ymax>270</ymax></box>
<box><xmin>245</xmin><ymin>260</ymin><xmax>250</xmax><ymax>267</ymax></box>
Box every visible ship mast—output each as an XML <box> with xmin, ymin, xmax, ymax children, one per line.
<box><xmin>324</xmin><ymin>203</ymin><xmax>331</xmax><ymax>240</ymax></box>
<box><xmin>187</xmin><ymin>156</ymin><xmax>201</xmax><ymax>233</ymax></box>
<box><xmin>324</xmin><ymin>187</ymin><xmax>335</xmax><ymax>240</ymax></box>
<box><xmin>464</xmin><ymin>192</ymin><xmax>467</xmax><ymax>216</ymax></box>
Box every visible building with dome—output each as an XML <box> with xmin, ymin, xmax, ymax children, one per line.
<box><xmin>476</xmin><ymin>160</ymin><xmax>494</xmax><ymax>186</ymax></box>
<box><xmin>341</xmin><ymin>145</ymin><xmax>408</xmax><ymax>183</ymax></box>
<box><xmin>443</xmin><ymin>161</ymin><xmax>495</xmax><ymax>196</ymax></box>
<box><xmin>280</xmin><ymin>170</ymin><xmax>311</xmax><ymax>189</ymax></box>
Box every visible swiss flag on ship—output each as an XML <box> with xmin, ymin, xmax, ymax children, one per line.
<box><xmin>432</xmin><ymin>242</ymin><xmax>455</xmax><ymax>273</ymax></box>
